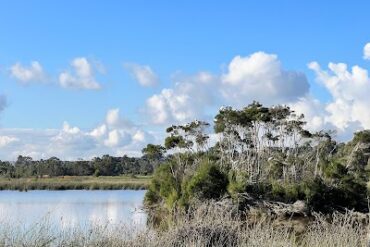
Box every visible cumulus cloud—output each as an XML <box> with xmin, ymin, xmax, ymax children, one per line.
<box><xmin>90</xmin><ymin>124</ymin><xmax>107</xmax><ymax>138</ymax></box>
<box><xmin>124</xmin><ymin>63</ymin><xmax>159</xmax><ymax>87</ymax></box>
<box><xmin>144</xmin><ymin>52</ymin><xmax>309</xmax><ymax>125</ymax></box>
<box><xmin>104</xmin><ymin>130</ymin><xmax>121</xmax><ymax>147</ymax></box>
<box><xmin>363</xmin><ymin>43</ymin><xmax>370</xmax><ymax>60</ymax></box>
<box><xmin>102</xmin><ymin>108</ymin><xmax>149</xmax><ymax>148</ymax></box>
<box><xmin>0</xmin><ymin>136</ymin><xmax>18</xmax><ymax>148</ymax></box>
<box><xmin>59</xmin><ymin>57</ymin><xmax>102</xmax><ymax>90</ymax></box>
<box><xmin>141</xmin><ymin>50</ymin><xmax>370</xmax><ymax>142</ymax></box>
<box><xmin>307</xmin><ymin>61</ymin><xmax>370</xmax><ymax>134</ymax></box>
<box><xmin>133</xmin><ymin>130</ymin><xmax>145</xmax><ymax>142</ymax></box>
<box><xmin>62</xmin><ymin>122</ymin><xmax>80</xmax><ymax>134</ymax></box>
<box><xmin>289</xmin><ymin>96</ymin><xmax>328</xmax><ymax>132</ymax></box>
<box><xmin>0</xmin><ymin>109</ymin><xmax>154</xmax><ymax>160</ymax></box>
<box><xmin>6</xmin><ymin>49</ymin><xmax>370</xmax><ymax>158</ymax></box>
<box><xmin>106</xmin><ymin>108</ymin><xmax>120</xmax><ymax>126</ymax></box>
<box><xmin>104</xmin><ymin>130</ymin><xmax>131</xmax><ymax>147</ymax></box>
<box><xmin>145</xmin><ymin>72</ymin><xmax>216</xmax><ymax>125</ymax></box>
<box><xmin>221</xmin><ymin>52</ymin><xmax>309</xmax><ymax>106</ymax></box>
<box><xmin>10</xmin><ymin>61</ymin><xmax>46</xmax><ymax>83</ymax></box>
<box><xmin>51</xmin><ymin>122</ymin><xmax>97</xmax><ymax>157</ymax></box>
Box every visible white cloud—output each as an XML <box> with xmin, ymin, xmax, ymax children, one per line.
<box><xmin>133</xmin><ymin>130</ymin><xmax>145</xmax><ymax>142</ymax></box>
<box><xmin>145</xmin><ymin>72</ymin><xmax>216</xmax><ymax>125</ymax></box>
<box><xmin>0</xmin><ymin>136</ymin><xmax>18</xmax><ymax>148</ymax></box>
<box><xmin>124</xmin><ymin>63</ymin><xmax>159</xmax><ymax>87</ymax></box>
<box><xmin>141</xmin><ymin>50</ymin><xmax>370</xmax><ymax>142</ymax></box>
<box><xmin>6</xmin><ymin>49</ymin><xmax>370</xmax><ymax>159</ymax></box>
<box><xmin>10</xmin><ymin>61</ymin><xmax>46</xmax><ymax>83</ymax></box>
<box><xmin>59</xmin><ymin>57</ymin><xmax>101</xmax><ymax>90</ymax></box>
<box><xmin>221</xmin><ymin>52</ymin><xmax>309</xmax><ymax>106</ymax></box>
<box><xmin>62</xmin><ymin>122</ymin><xmax>80</xmax><ymax>134</ymax></box>
<box><xmin>363</xmin><ymin>43</ymin><xmax>370</xmax><ymax>60</ymax></box>
<box><xmin>0</xmin><ymin>109</ymin><xmax>154</xmax><ymax>160</ymax></box>
<box><xmin>289</xmin><ymin>96</ymin><xmax>328</xmax><ymax>132</ymax></box>
<box><xmin>90</xmin><ymin>124</ymin><xmax>107</xmax><ymax>138</ymax></box>
<box><xmin>144</xmin><ymin>52</ymin><xmax>309</xmax><ymax>126</ymax></box>
<box><xmin>104</xmin><ymin>130</ymin><xmax>120</xmax><ymax>147</ymax></box>
<box><xmin>106</xmin><ymin>108</ymin><xmax>120</xmax><ymax>126</ymax></box>
<box><xmin>307</xmin><ymin>60</ymin><xmax>370</xmax><ymax>134</ymax></box>
<box><xmin>51</xmin><ymin>122</ymin><xmax>97</xmax><ymax>157</ymax></box>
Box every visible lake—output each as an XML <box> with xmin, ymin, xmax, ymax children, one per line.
<box><xmin>0</xmin><ymin>190</ymin><xmax>147</xmax><ymax>231</ymax></box>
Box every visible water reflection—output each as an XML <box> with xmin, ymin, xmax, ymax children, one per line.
<box><xmin>0</xmin><ymin>190</ymin><xmax>147</xmax><ymax>230</ymax></box>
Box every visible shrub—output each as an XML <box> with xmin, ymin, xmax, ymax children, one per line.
<box><xmin>93</xmin><ymin>169</ymin><xmax>101</xmax><ymax>177</ymax></box>
<box><xmin>270</xmin><ymin>182</ymin><xmax>303</xmax><ymax>203</ymax></box>
<box><xmin>144</xmin><ymin>162</ymin><xmax>180</xmax><ymax>209</ymax></box>
<box><xmin>185</xmin><ymin>161</ymin><xmax>228</xmax><ymax>201</ymax></box>
<box><xmin>227</xmin><ymin>170</ymin><xmax>249</xmax><ymax>199</ymax></box>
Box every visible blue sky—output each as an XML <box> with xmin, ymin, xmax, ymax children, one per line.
<box><xmin>0</xmin><ymin>1</ymin><xmax>370</xmax><ymax>160</ymax></box>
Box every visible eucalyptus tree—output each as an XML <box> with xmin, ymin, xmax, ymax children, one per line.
<box><xmin>345</xmin><ymin>130</ymin><xmax>370</xmax><ymax>172</ymax></box>
<box><xmin>163</xmin><ymin>120</ymin><xmax>210</xmax><ymax>182</ymax></box>
<box><xmin>214</xmin><ymin>102</ymin><xmax>277</xmax><ymax>180</ymax></box>
<box><xmin>142</xmin><ymin>144</ymin><xmax>165</xmax><ymax>159</ymax></box>
<box><xmin>0</xmin><ymin>161</ymin><xmax>14</xmax><ymax>177</ymax></box>
<box><xmin>165</xmin><ymin>120</ymin><xmax>210</xmax><ymax>152</ymax></box>
<box><xmin>142</xmin><ymin>144</ymin><xmax>166</xmax><ymax>169</ymax></box>
<box><xmin>308</xmin><ymin>131</ymin><xmax>336</xmax><ymax>178</ymax></box>
<box><xmin>14</xmin><ymin>155</ymin><xmax>35</xmax><ymax>177</ymax></box>
<box><xmin>214</xmin><ymin>105</ymin><xmax>253</xmax><ymax>171</ymax></box>
<box><xmin>213</xmin><ymin>102</ymin><xmax>322</xmax><ymax>183</ymax></box>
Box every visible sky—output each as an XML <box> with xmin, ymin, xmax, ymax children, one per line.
<box><xmin>1</xmin><ymin>0</ymin><xmax>370</xmax><ymax>160</ymax></box>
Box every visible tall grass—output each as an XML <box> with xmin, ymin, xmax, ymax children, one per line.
<box><xmin>0</xmin><ymin>176</ymin><xmax>151</xmax><ymax>191</ymax></box>
<box><xmin>0</xmin><ymin>203</ymin><xmax>369</xmax><ymax>246</ymax></box>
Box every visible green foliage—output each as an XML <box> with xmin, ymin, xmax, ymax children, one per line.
<box><xmin>322</xmin><ymin>161</ymin><xmax>367</xmax><ymax>209</ymax></box>
<box><xmin>142</xmin><ymin>144</ymin><xmax>165</xmax><ymax>163</ymax></box>
<box><xmin>270</xmin><ymin>182</ymin><xmax>302</xmax><ymax>202</ymax></box>
<box><xmin>145</xmin><ymin>162</ymin><xmax>180</xmax><ymax>209</ymax></box>
<box><xmin>93</xmin><ymin>169</ymin><xmax>100</xmax><ymax>177</ymax></box>
<box><xmin>301</xmin><ymin>177</ymin><xmax>367</xmax><ymax>213</ymax></box>
<box><xmin>227</xmin><ymin>170</ymin><xmax>248</xmax><ymax>198</ymax></box>
<box><xmin>145</xmin><ymin>102</ymin><xmax>370</xmax><ymax>216</ymax></box>
<box><xmin>0</xmin><ymin>155</ymin><xmax>154</xmax><ymax>178</ymax></box>
<box><xmin>353</xmin><ymin>130</ymin><xmax>370</xmax><ymax>144</ymax></box>
<box><xmin>164</xmin><ymin>135</ymin><xmax>188</xmax><ymax>150</ymax></box>
<box><xmin>267</xmin><ymin>160</ymin><xmax>284</xmax><ymax>180</ymax></box>
<box><xmin>323</xmin><ymin>161</ymin><xmax>347</xmax><ymax>179</ymax></box>
<box><xmin>185</xmin><ymin>161</ymin><xmax>228</xmax><ymax>201</ymax></box>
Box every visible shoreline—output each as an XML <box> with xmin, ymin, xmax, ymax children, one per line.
<box><xmin>0</xmin><ymin>175</ymin><xmax>151</xmax><ymax>191</ymax></box>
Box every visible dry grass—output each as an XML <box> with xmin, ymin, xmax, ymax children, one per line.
<box><xmin>0</xmin><ymin>176</ymin><xmax>151</xmax><ymax>190</ymax></box>
<box><xmin>0</xmin><ymin>203</ymin><xmax>369</xmax><ymax>247</ymax></box>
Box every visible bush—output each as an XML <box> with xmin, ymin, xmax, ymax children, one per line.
<box><xmin>270</xmin><ymin>182</ymin><xmax>303</xmax><ymax>203</ymax></box>
<box><xmin>301</xmin><ymin>176</ymin><xmax>367</xmax><ymax>213</ymax></box>
<box><xmin>144</xmin><ymin>162</ymin><xmax>180</xmax><ymax>209</ymax></box>
<box><xmin>185</xmin><ymin>161</ymin><xmax>228</xmax><ymax>201</ymax></box>
<box><xmin>227</xmin><ymin>170</ymin><xmax>248</xmax><ymax>199</ymax></box>
<box><xmin>93</xmin><ymin>169</ymin><xmax>101</xmax><ymax>177</ymax></box>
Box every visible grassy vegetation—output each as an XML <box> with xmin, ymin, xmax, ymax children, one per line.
<box><xmin>0</xmin><ymin>203</ymin><xmax>368</xmax><ymax>247</ymax></box>
<box><xmin>0</xmin><ymin>175</ymin><xmax>151</xmax><ymax>190</ymax></box>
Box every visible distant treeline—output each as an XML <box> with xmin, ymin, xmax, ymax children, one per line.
<box><xmin>0</xmin><ymin>154</ymin><xmax>161</xmax><ymax>178</ymax></box>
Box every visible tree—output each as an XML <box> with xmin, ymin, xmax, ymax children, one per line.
<box><xmin>165</xmin><ymin>120</ymin><xmax>210</xmax><ymax>152</ymax></box>
<box><xmin>142</xmin><ymin>144</ymin><xmax>165</xmax><ymax>163</ymax></box>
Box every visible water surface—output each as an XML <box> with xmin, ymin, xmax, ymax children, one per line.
<box><xmin>0</xmin><ymin>190</ymin><xmax>146</xmax><ymax>230</ymax></box>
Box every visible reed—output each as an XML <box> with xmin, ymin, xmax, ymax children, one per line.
<box><xmin>0</xmin><ymin>176</ymin><xmax>151</xmax><ymax>191</ymax></box>
<box><xmin>0</xmin><ymin>203</ymin><xmax>368</xmax><ymax>247</ymax></box>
